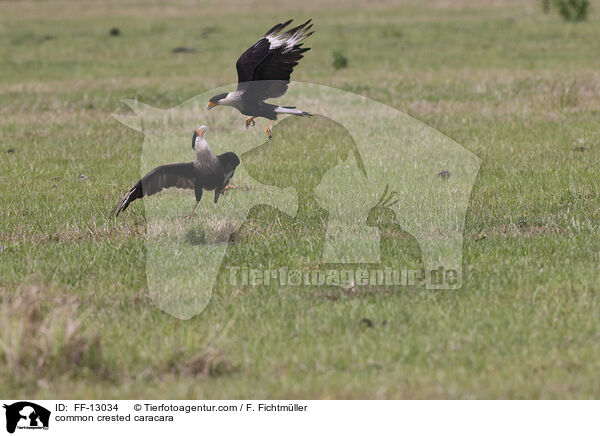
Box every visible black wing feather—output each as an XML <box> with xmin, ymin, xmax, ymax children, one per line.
<box><xmin>236</xmin><ymin>38</ymin><xmax>270</xmax><ymax>84</ymax></box>
<box><xmin>236</xmin><ymin>19</ymin><xmax>313</xmax><ymax>101</ymax></box>
<box><xmin>111</xmin><ymin>162</ymin><xmax>196</xmax><ymax>216</ymax></box>
<box><xmin>262</xmin><ymin>19</ymin><xmax>293</xmax><ymax>37</ymax></box>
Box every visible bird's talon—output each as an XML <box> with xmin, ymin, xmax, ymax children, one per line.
<box><xmin>245</xmin><ymin>117</ymin><xmax>256</xmax><ymax>129</ymax></box>
<box><xmin>221</xmin><ymin>184</ymin><xmax>236</xmax><ymax>195</ymax></box>
<box><xmin>265</xmin><ymin>120</ymin><xmax>273</xmax><ymax>139</ymax></box>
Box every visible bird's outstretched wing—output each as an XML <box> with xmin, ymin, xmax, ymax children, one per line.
<box><xmin>214</xmin><ymin>152</ymin><xmax>241</xmax><ymax>203</ymax></box>
<box><xmin>111</xmin><ymin>162</ymin><xmax>195</xmax><ymax>216</ymax></box>
<box><xmin>236</xmin><ymin>19</ymin><xmax>313</xmax><ymax>101</ymax></box>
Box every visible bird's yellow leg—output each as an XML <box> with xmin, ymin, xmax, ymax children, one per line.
<box><xmin>245</xmin><ymin>117</ymin><xmax>256</xmax><ymax>129</ymax></box>
<box><xmin>221</xmin><ymin>184</ymin><xmax>237</xmax><ymax>195</ymax></box>
<box><xmin>186</xmin><ymin>201</ymin><xmax>199</xmax><ymax>219</ymax></box>
<box><xmin>265</xmin><ymin>120</ymin><xmax>273</xmax><ymax>139</ymax></box>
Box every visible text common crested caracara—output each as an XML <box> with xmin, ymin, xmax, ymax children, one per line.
<box><xmin>207</xmin><ymin>19</ymin><xmax>314</xmax><ymax>139</ymax></box>
<box><xmin>111</xmin><ymin>126</ymin><xmax>240</xmax><ymax>218</ymax></box>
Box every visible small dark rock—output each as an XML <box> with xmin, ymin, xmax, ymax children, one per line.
<box><xmin>6</xmin><ymin>148</ymin><xmax>15</xmax><ymax>153</ymax></box>
<box><xmin>109</xmin><ymin>27</ymin><xmax>121</xmax><ymax>37</ymax></box>
<box><xmin>171</xmin><ymin>46</ymin><xmax>196</xmax><ymax>54</ymax></box>
<box><xmin>359</xmin><ymin>318</ymin><xmax>373</xmax><ymax>328</ymax></box>
<box><xmin>200</xmin><ymin>26</ymin><xmax>217</xmax><ymax>39</ymax></box>
<box><xmin>573</xmin><ymin>146</ymin><xmax>587</xmax><ymax>152</ymax></box>
<box><xmin>438</xmin><ymin>170</ymin><xmax>451</xmax><ymax>180</ymax></box>
<box><xmin>41</xmin><ymin>35</ymin><xmax>56</xmax><ymax>41</ymax></box>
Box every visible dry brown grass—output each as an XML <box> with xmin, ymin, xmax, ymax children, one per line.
<box><xmin>1</xmin><ymin>220</ymin><xmax>146</xmax><ymax>244</ymax></box>
<box><xmin>0</xmin><ymin>286</ymin><xmax>107</xmax><ymax>382</ymax></box>
<box><xmin>163</xmin><ymin>321</ymin><xmax>237</xmax><ymax>379</ymax></box>
<box><xmin>170</xmin><ymin>347</ymin><xmax>236</xmax><ymax>378</ymax></box>
<box><xmin>470</xmin><ymin>223</ymin><xmax>568</xmax><ymax>240</ymax></box>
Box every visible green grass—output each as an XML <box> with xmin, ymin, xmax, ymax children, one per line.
<box><xmin>1</xmin><ymin>0</ymin><xmax>600</xmax><ymax>398</ymax></box>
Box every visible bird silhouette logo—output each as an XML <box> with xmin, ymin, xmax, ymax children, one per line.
<box><xmin>113</xmin><ymin>82</ymin><xmax>480</xmax><ymax>319</ymax></box>
<box><xmin>3</xmin><ymin>402</ymin><xmax>50</xmax><ymax>434</ymax></box>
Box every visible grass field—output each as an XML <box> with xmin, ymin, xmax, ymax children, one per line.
<box><xmin>1</xmin><ymin>0</ymin><xmax>600</xmax><ymax>399</ymax></box>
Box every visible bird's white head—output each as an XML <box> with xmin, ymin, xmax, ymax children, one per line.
<box><xmin>192</xmin><ymin>125</ymin><xmax>208</xmax><ymax>150</ymax></box>
<box><xmin>207</xmin><ymin>92</ymin><xmax>229</xmax><ymax>110</ymax></box>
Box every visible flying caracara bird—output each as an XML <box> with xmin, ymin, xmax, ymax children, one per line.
<box><xmin>111</xmin><ymin>126</ymin><xmax>240</xmax><ymax>218</ymax></box>
<box><xmin>206</xmin><ymin>19</ymin><xmax>314</xmax><ymax>139</ymax></box>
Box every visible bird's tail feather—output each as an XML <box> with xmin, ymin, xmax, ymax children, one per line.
<box><xmin>275</xmin><ymin>106</ymin><xmax>312</xmax><ymax>117</ymax></box>
<box><xmin>110</xmin><ymin>189</ymin><xmax>133</xmax><ymax>217</ymax></box>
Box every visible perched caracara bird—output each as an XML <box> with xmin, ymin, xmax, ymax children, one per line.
<box><xmin>111</xmin><ymin>126</ymin><xmax>240</xmax><ymax>218</ymax></box>
<box><xmin>207</xmin><ymin>19</ymin><xmax>314</xmax><ymax>139</ymax></box>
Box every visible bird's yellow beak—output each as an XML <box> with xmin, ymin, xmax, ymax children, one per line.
<box><xmin>206</xmin><ymin>102</ymin><xmax>217</xmax><ymax>110</ymax></box>
<box><xmin>196</xmin><ymin>127</ymin><xmax>206</xmax><ymax>137</ymax></box>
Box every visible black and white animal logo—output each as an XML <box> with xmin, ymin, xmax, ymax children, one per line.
<box><xmin>3</xmin><ymin>402</ymin><xmax>50</xmax><ymax>434</ymax></box>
